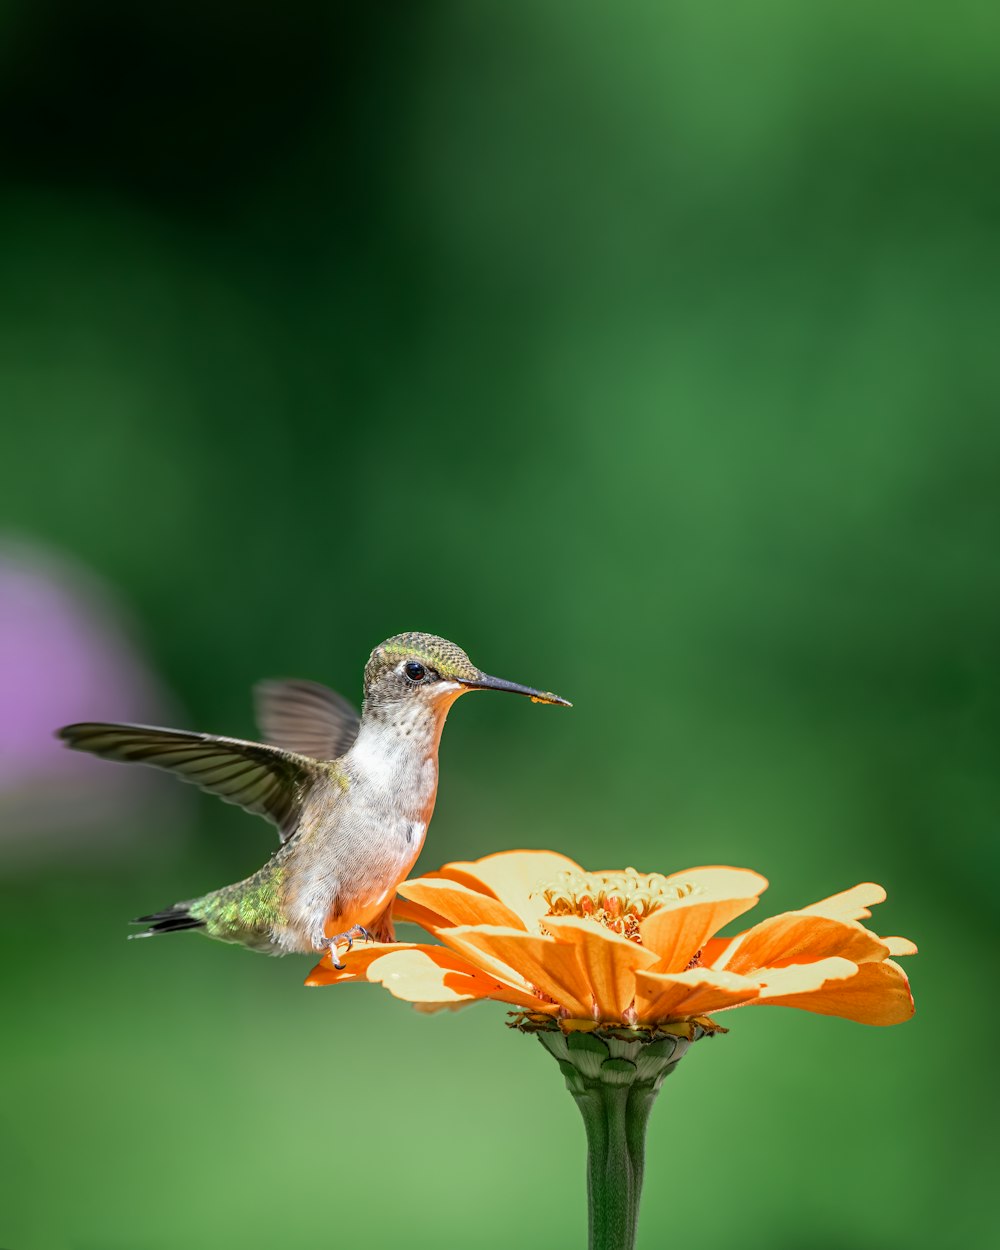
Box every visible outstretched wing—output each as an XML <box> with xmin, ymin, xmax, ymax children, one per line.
<box><xmin>254</xmin><ymin>679</ymin><xmax>361</xmax><ymax>760</ymax></box>
<box><xmin>58</xmin><ymin>723</ymin><xmax>320</xmax><ymax>840</ymax></box>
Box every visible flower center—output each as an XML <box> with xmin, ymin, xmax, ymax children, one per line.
<box><xmin>536</xmin><ymin>868</ymin><xmax>700</xmax><ymax>942</ymax></box>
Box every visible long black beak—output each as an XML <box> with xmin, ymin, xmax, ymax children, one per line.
<box><xmin>461</xmin><ymin>672</ymin><xmax>572</xmax><ymax>707</ymax></box>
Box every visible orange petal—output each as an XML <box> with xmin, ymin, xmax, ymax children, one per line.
<box><xmin>715</xmin><ymin>912</ymin><xmax>890</xmax><ymax>975</ymax></box>
<box><xmin>797</xmin><ymin>882</ymin><xmax>886</xmax><ymax>923</ymax></box>
<box><xmin>755</xmin><ymin>957</ymin><xmax>914</xmax><ymax>1025</ymax></box>
<box><xmin>396</xmin><ymin>877</ymin><xmax>527</xmax><ymax>930</ymax></box>
<box><xmin>641</xmin><ymin>895</ymin><xmax>762</xmax><ymax>973</ymax></box>
<box><xmin>304</xmin><ymin>942</ymin><xmax>418</xmax><ymax>986</ymax></box>
<box><xmin>634</xmin><ymin>967</ymin><xmax>760</xmax><ymax>1024</ymax></box>
<box><xmin>640</xmin><ymin>867</ymin><xmax>767</xmax><ymax>972</ymax></box>
<box><xmin>391</xmin><ymin>894</ymin><xmax>450</xmax><ymax>931</ymax></box>
<box><xmin>884</xmin><ymin>935</ymin><xmax>918</xmax><ymax>957</ymax></box>
<box><xmin>365</xmin><ymin>946</ymin><xmax>545</xmax><ymax>1010</ymax></box>
<box><xmin>541</xmin><ymin>915</ymin><xmax>659</xmax><ymax>1021</ymax></box>
<box><xmin>435</xmin><ymin>849</ymin><xmax>584</xmax><ymax>930</ymax></box>
<box><xmin>699</xmin><ymin>936</ymin><xmax>731</xmax><ymax>966</ymax></box>
<box><xmin>440</xmin><ymin>924</ymin><xmax>593</xmax><ymax>1018</ymax></box>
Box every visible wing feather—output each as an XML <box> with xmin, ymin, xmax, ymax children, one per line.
<box><xmin>254</xmin><ymin>679</ymin><xmax>360</xmax><ymax>760</ymax></box>
<box><xmin>58</xmin><ymin>722</ymin><xmax>321</xmax><ymax>840</ymax></box>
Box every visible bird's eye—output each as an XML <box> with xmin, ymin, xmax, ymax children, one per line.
<box><xmin>404</xmin><ymin>661</ymin><xmax>427</xmax><ymax>683</ymax></box>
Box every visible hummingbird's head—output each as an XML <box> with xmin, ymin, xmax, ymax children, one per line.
<box><xmin>362</xmin><ymin>632</ymin><xmax>571</xmax><ymax>715</ymax></box>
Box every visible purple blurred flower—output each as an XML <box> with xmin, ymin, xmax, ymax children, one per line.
<box><xmin>0</xmin><ymin>538</ymin><xmax>184</xmax><ymax>858</ymax></box>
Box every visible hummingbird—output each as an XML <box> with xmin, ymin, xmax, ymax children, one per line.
<box><xmin>58</xmin><ymin>632</ymin><xmax>570</xmax><ymax>966</ymax></box>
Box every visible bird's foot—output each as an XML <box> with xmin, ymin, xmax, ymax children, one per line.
<box><xmin>323</xmin><ymin>925</ymin><xmax>375</xmax><ymax>970</ymax></box>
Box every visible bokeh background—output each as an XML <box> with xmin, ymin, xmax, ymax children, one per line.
<box><xmin>2</xmin><ymin>3</ymin><xmax>997</xmax><ymax>1247</ymax></box>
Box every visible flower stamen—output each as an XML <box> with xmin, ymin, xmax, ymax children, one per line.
<box><xmin>535</xmin><ymin>868</ymin><xmax>701</xmax><ymax>942</ymax></box>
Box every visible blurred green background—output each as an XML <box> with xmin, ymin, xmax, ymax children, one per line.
<box><xmin>1</xmin><ymin>2</ymin><xmax>997</xmax><ymax>1247</ymax></box>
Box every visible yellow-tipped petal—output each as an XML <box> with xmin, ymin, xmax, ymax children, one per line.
<box><xmin>754</xmin><ymin>956</ymin><xmax>857</xmax><ymax>995</ymax></box>
<box><xmin>754</xmin><ymin>957</ymin><xmax>915</xmax><ymax>1025</ymax></box>
<box><xmin>715</xmin><ymin>912</ymin><xmax>890</xmax><ymax>975</ymax></box>
<box><xmin>541</xmin><ymin>914</ymin><xmax>659</xmax><ymax>1021</ymax></box>
<box><xmin>797</xmin><ymin>883</ymin><xmax>886</xmax><ymax>923</ymax></box>
<box><xmin>304</xmin><ymin>942</ymin><xmax>417</xmax><ymax>986</ymax></box>
<box><xmin>884</xmin><ymin>935</ymin><xmax>918</xmax><ymax>957</ymax></box>
<box><xmin>634</xmin><ymin>967</ymin><xmax>760</xmax><ymax>1024</ymax></box>
<box><xmin>365</xmin><ymin>946</ymin><xmax>545</xmax><ymax>1010</ymax></box>
<box><xmin>668</xmin><ymin>866</ymin><xmax>769</xmax><ymax>897</ymax></box>
<box><xmin>436</xmin><ymin>849</ymin><xmax>584</xmax><ymax>930</ymax></box>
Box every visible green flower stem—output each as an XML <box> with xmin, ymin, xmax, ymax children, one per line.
<box><xmin>578</xmin><ymin>1080</ymin><xmax>635</xmax><ymax>1248</ymax></box>
<box><xmin>518</xmin><ymin>1019</ymin><xmax>708</xmax><ymax>1250</ymax></box>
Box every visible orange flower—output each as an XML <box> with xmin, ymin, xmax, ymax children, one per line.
<box><xmin>306</xmin><ymin>850</ymin><xmax>916</xmax><ymax>1029</ymax></box>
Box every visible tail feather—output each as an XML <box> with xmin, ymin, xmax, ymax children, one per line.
<box><xmin>131</xmin><ymin>903</ymin><xmax>205</xmax><ymax>938</ymax></box>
